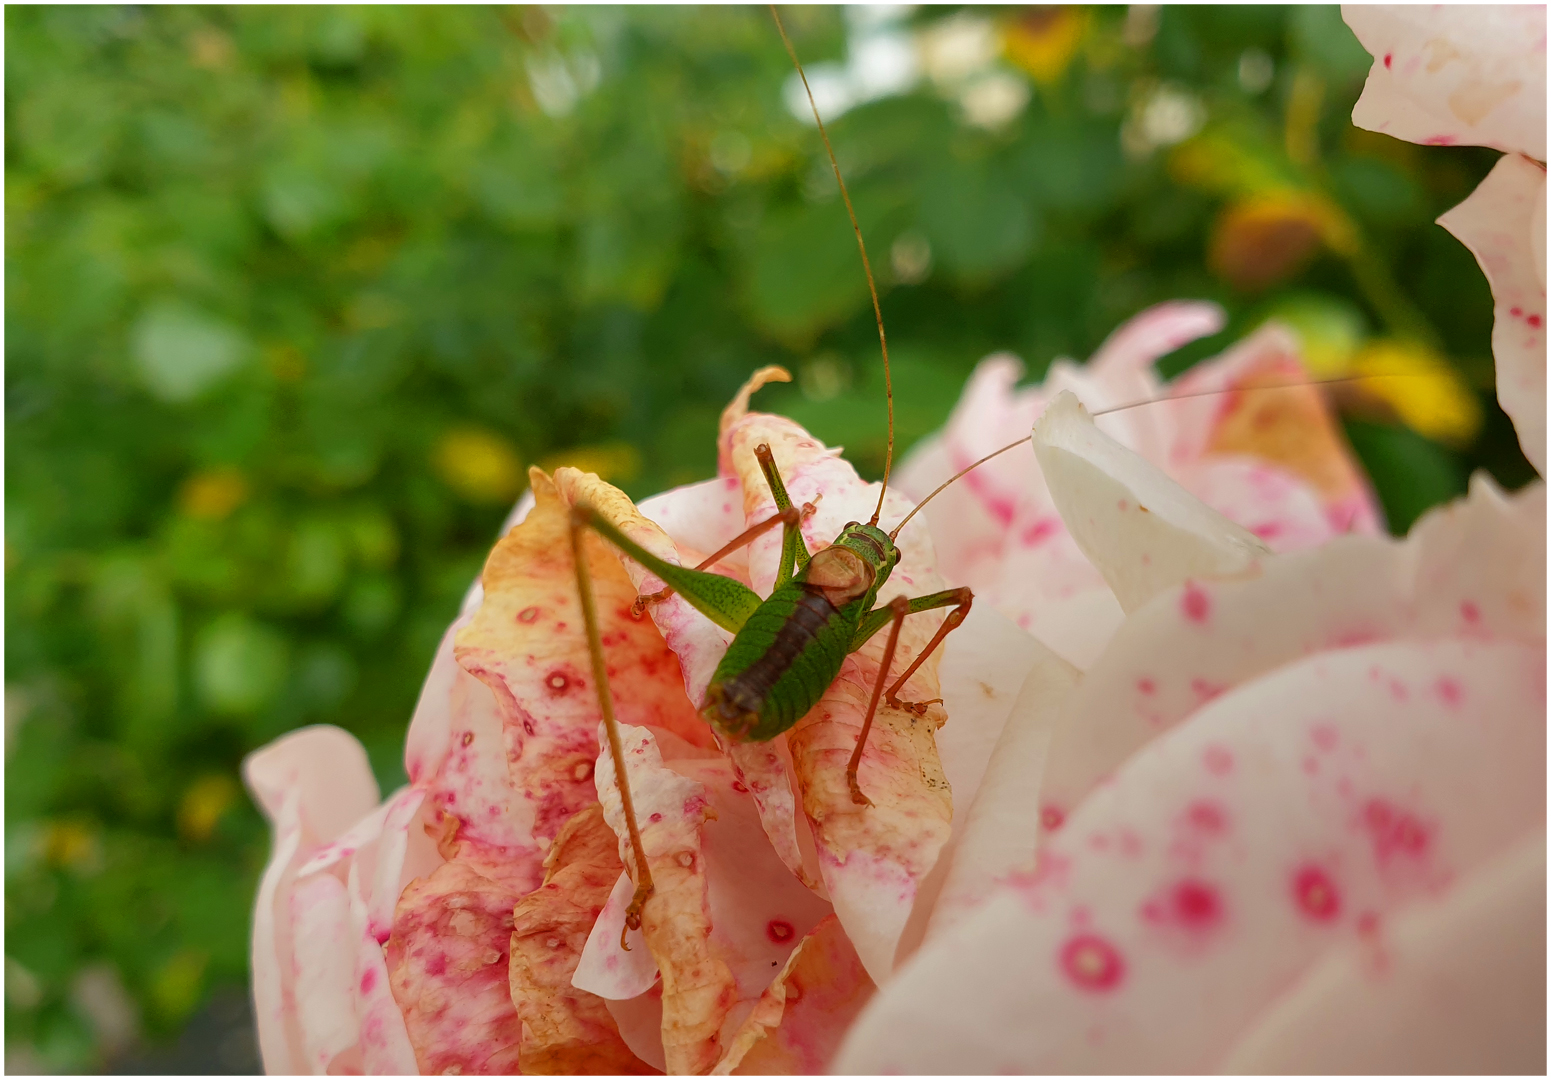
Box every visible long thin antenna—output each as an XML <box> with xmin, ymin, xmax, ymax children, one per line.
<box><xmin>770</xmin><ymin>5</ymin><xmax>895</xmax><ymax>527</ymax></box>
<box><xmin>890</xmin><ymin>436</ymin><xmax>1032</xmax><ymax>540</ymax></box>
<box><xmin>1090</xmin><ymin>373</ymin><xmax>1417</xmax><ymax>418</ymax></box>
<box><xmin>889</xmin><ymin>372</ymin><xmax>1428</xmax><ymax>539</ymax></box>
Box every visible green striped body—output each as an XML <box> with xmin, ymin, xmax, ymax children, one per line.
<box><xmin>701</xmin><ymin>522</ymin><xmax>895</xmax><ymax>742</ymax></box>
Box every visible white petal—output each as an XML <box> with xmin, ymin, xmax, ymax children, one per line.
<box><xmin>1220</xmin><ymin>831</ymin><xmax>1546</xmax><ymax>1073</ymax></box>
<box><xmin>1438</xmin><ymin>154</ymin><xmax>1547</xmax><ymax>475</ymax></box>
<box><xmin>1345</xmin><ymin>5</ymin><xmax>1546</xmax><ymax>159</ymax></box>
<box><xmin>1033</xmin><ymin>391</ymin><xmax>1271</xmax><ymax>613</ymax></box>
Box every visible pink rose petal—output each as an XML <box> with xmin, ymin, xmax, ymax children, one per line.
<box><xmin>1039</xmin><ymin>473</ymin><xmax>1544</xmax><ymax>828</ymax></box>
<box><xmin>838</xmin><ymin>636</ymin><xmax>1545</xmax><ymax>1073</ymax></box>
<box><xmin>1222</xmin><ymin>830</ymin><xmax>1546</xmax><ymax>1073</ymax></box>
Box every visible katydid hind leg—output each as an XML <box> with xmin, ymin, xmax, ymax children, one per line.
<box><xmin>631</xmin><ymin>494</ymin><xmax>815</xmax><ymax>613</ymax></box>
<box><xmin>573</xmin><ymin>504</ymin><xmax>762</xmax><ymax>635</ymax></box>
<box><xmin>568</xmin><ymin>508</ymin><xmax>654</xmax><ymax>947</ymax></box>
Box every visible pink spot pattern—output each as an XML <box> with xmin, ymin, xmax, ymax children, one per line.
<box><xmin>1059</xmin><ymin>933</ymin><xmax>1126</xmax><ymax>992</ymax></box>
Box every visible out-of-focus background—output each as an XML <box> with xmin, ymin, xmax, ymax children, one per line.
<box><xmin>4</xmin><ymin>4</ymin><xmax>1535</xmax><ymax>1072</ymax></box>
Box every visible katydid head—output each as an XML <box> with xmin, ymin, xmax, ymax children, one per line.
<box><xmin>801</xmin><ymin>520</ymin><xmax>899</xmax><ymax>605</ymax></box>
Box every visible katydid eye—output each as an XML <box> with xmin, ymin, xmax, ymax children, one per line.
<box><xmin>844</xmin><ymin>521</ymin><xmax>859</xmax><ymax>530</ymax></box>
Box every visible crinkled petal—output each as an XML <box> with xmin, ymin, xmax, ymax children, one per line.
<box><xmin>1222</xmin><ymin>830</ymin><xmax>1546</xmax><ymax>1073</ymax></box>
<box><xmin>508</xmin><ymin>803</ymin><xmax>652</xmax><ymax>1074</ymax></box>
<box><xmin>1033</xmin><ymin>391</ymin><xmax>1271</xmax><ymax>613</ymax></box>
<box><xmin>385</xmin><ymin>861</ymin><xmax>523</xmax><ymax>1076</ymax></box>
<box><xmin>785</xmin><ymin>659</ymin><xmax>953</xmax><ymax>986</ymax></box>
<box><xmin>1345</xmin><ymin>5</ymin><xmax>1547</xmax><ymax>159</ymax></box>
<box><xmin>1438</xmin><ymin>153</ymin><xmax>1547</xmax><ymax>475</ymax></box>
<box><xmin>837</xmin><ymin>637</ymin><xmax>1545</xmax><ymax>1073</ymax></box>
<box><xmin>594</xmin><ymin>724</ymin><xmax>733</xmax><ymax>1075</ymax></box>
<box><xmin>403</xmin><ymin>616</ymin><xmax>536</xmax><ymax>892</ymax></box>
<box><xmin>713</xmin><ymin>915</ymin><xmax>876</xmax><ymax>1076</ymax></box>
<box><xmin>1038</xmin><ymin>474</ymin><xmax>1544</xmax><ymax>826</ymax></box>
<box><xmin>454</xmin><ymin>469</ymin><xmax>709</xmax><ymax>884</ymax></box>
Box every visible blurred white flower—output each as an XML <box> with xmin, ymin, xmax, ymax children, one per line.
<box><xmin>918</xmin><ymin>12</ymin><xmax>999</xmax><ymax>87</ymax></box>
<box><xmin>1122</xmin><ymin>83</ymin><xmax>1206</xmax><ymax>158</ymax></box>
<box><xmin>960</xmin><ymin>72</ymin><xmax>1032</xmax><ymax>130</ymax></box>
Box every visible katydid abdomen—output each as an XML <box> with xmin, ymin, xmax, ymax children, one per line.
<box><xmin>702</xmin><ymin>579</ymin><xmax>862</xmax><ymax>742</ymax></box>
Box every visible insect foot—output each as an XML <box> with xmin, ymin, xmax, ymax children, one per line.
<box><xmin>847</xmin><ymin>770</ymin><xmax>875</xmax><ymax>808</ymax></box>
<box><xmin>888</xmin><ymin>695</ymin><xmax>944</xmax><ymax>718</ymax></box>
<box><xmin>621</xmin><ymin>881</ymin><xmax>653</xmax><ymax>951</ymax></box>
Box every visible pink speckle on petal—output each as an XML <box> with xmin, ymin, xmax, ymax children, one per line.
<box><xmin>1020</xmin><ymin>518</ymin><xmax>1058</xmax><ymax>546</ymax></box>
<box><xmin>1311</xmin><ymin>723</ymin><xmax>1338</xmax><ymax>752</ymax></box>
<box><xmin>1190</xmin><ymin>677</ymin><xmax>1225</xmax><ymax>703</ymax></box>
<box><xmin>1173</xmin><ymin>879</ymin><xmax>1223</xmax><ymax>930</ymax></box>
<box><xmin>1202</xmin><ymin>744</ymin><xmax>1234</xmax><ymax>776</ymax></box>
<box><xmin>1510</xmin><ymin>307</ymin><xmax>1523</xmax><ymax>318</ymax></box>
<box><xmin>766</xmin><ymin>919</ymin><xmax>795</xmax><ymax>943</ymax></box>
<box><xmin>1383</xmin><ymin>52</ymin><xmax>1392</xmax><ymax>68</ymax></box>
<box><xmin>1460</xmin><ymin>600</ymin><xmax>1481</xmax><ymax>624</ymax></box>
<box><xmin>360</xmin><ymin>968</ymin><xmax>377</xmax><ymax>993</ymax></box>
<box><xmin>1186</xmin><ymin>800</ymin><xmax>1227</xmax><ymax>833</ymax></box>
<box><xmin>1435</xmin><ymin>677</ymin><xmax>1463</xmax><ymax>707</ymax></box>
<box><xmin>1529</xmin><ymin>314</ymin><xmax>1543</xmax><ymax>329</ymax></box>
<box><xmin>1060</xmin><ymin>933</ymin><xmax>1126</xmax><ymax>992</ymax></box>
<box><xmin>518</xmin><ymin>606</ymin><xmax>540</xmax><ymax>623</ymax></box>
<box><xmin>1292</xmin><ymin>865</ymin><xmax>1341</xmax><ymax>921</ymax></box>
<box><xmin>1137</xmin><ymin>677</ymin><xmax>1157</xmax><ymax>695</ymax></box>
<box><xmin>1041</xmin><ymin>805</ymin><xmax>1066</xmax><ymax>831</ymax></box>
<box><xmin>1180</xmin><ymin>583</ymin><xmax>1211</xmax><ymax>624</ymax></box>
<box><xmin>1363</xmin><ymin>799</ymin><xmax>1431</xmax><ymax>863</ymax></box>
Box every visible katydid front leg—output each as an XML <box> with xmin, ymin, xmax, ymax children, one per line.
<box><xmin>846</xmin><ymin>586</ymin><xmax>974</xmax><ymax>805</ymax></box>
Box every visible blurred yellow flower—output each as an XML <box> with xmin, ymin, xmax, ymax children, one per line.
<box><xmin>178</xmin><ymin>467</ymin><xmax>249</xmax><ymax>520</ymax></box>
<box><xmin>1003</xmin><ymin>7</ymin><xmax>1088</xmax><ymax>85</ymax></box>
<box><xmin>178</xmin><ymin>773</ymin><xmax>239</xmax><ymax>843</ymax></box>
<box><xmin>45</xmin><ymin>819</ymin><xmax>102</xmax><ymax>874</ymax></box>
<box><xmin>150</xmin><ymin>950</ymin><xmax>207</xmax><ymax>1024</ymax></box>
<box><xmin>1351</xmin><ymin>340</ymin><xmax>1482</xmax><ymax>445</ymax></box>
<box><xmin>433</xmin><ymin>427</ymin><xmax>525</xmax><ymax>504</ymax></box>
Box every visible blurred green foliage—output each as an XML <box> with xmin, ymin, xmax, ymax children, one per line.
<box><xmin>5</xmin><ymin>5</ymin><xmax>1533</xmax><ymax>1070</ymax></box>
